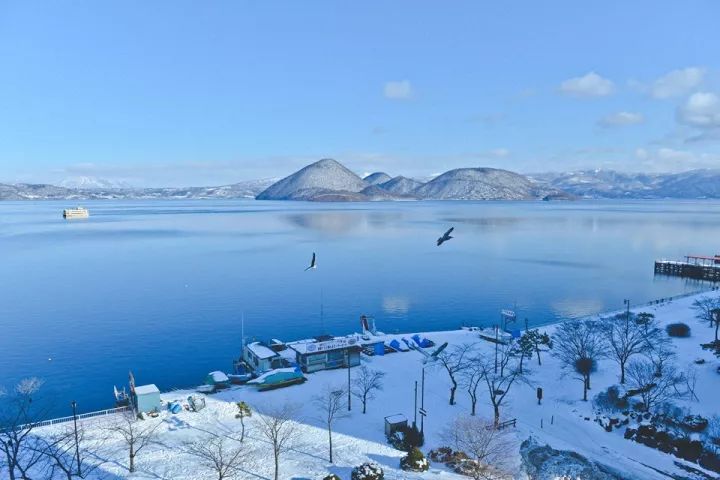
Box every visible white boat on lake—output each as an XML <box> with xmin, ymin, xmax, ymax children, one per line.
<box><xmin>63</xmin><ymin>207</ymin><xmax>89</xmax><ymax>219</ymax></box>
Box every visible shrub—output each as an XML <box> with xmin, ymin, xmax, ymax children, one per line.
<box><xmin>323</xmin><ymin>475</ymin><xmax>341</xmax><ymax>480</ymax></box>
<box><xmin>351</xmin><ymin>463</ymin><xmax>384</xmax><ymax>480</ymax></box>
<box><xmin>400</xmin><ymin>447</ymin><xmax>430</xmax><ymax>472</ymax></box>
<box><xmin>387</xmin><ymin>424</ymin><xmax>424</xmax><ymax>451</ymax></box>
<box><xmin>666</xmin><ymin>323</ymin><xmax>691</xmax><ymax>337</ymax></box>
<box><xmin>593</xmin><ymin>385</ymin><xmax>629</xmax><ymax>412</ymax></box>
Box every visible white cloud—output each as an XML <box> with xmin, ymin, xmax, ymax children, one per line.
<box><xmin>598</xmin><ymin>111</ymin><xmax>644</xmax><ymax>127</ymax></box>
<box><xmin>650</xmin><ymin>67</ymin><xmax>705</xmax><ymax>99</ymax></box>
<box><xmin>634</xmin><ymin>147</ymin><xmax>720</xmax><ymax>171</ymax></box>
<box><xmin>384</xmin><ymin>80</ymin><xmax>413</xmax><ymax>100</ymax></box>
<box><xmin>560</xmin><ymin>72</ymin><xmax>614</xmax><ymax>97</ymax></box>
<box><xmin>676</xmin><ymin>92</ymin><xmax>720</xmax><ymax>128</ymax></box>
<box><xmin>489</xmin><ymin>148</ymin><xmax>510</xmax><ymax>157</ymax></box>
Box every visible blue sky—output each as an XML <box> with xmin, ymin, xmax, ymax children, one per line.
<box><xmin>1</xmin><ymin>1</ymin><xmax>719</xmax><ymax>186</ymax></box>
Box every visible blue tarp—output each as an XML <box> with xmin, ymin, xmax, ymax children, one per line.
<box><xmin>412</xmin><ymin>334</ymin><xmax>433</xmax><ymax>348</ymax></box>
<box><xmin>374</xmin><ymin>342</ymin><xmax>385</xmax><ymax>356</ymax></box>
<box><xmin>389</xmin><ymin>339</ymin><xmax>408</xmax><ymax>351</ymax></box>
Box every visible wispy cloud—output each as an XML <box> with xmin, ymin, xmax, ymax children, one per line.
<box><xmin>560</xmin><ymin>72</ymin><xmax>614</xmax><ymax>97</ymax></box>
<box><xmin>598</xmin><ymin>111</ymin><xmax>644</xmax><ymax>127</ymax></box>
<box><xmin>384</xmin><ymin>80</ymin><xmax>413</xmax><ymax>100</ymax></box>
<box><xmin>639</xmin><ymin>67</ymin><xmax>705</xmax><ymax>99</ymax></box>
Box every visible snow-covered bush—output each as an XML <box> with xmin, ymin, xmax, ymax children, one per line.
<box><xmin>351</xmin><ymin>462</ymin><xmax>384</xmax><ymax>480</ymax></box>
<box><xmin>400</xmin><ymin>447</ymin><xmax>430</xmax><ymax>472</ymax></box>
<box><xmin>593</xmin><ymin>385</ymin><xmax>628</xmax><ymax>413</ymax></box>
<box><xmin>666</xmin><ymin>322</ymin><xmax>691</xmax><ymax>337</ymax></box>
<box><xmin>322</xmin><ymin>475</ymin><xmax>341</xmax><ymax>480</ymax></box>
<box><xmin>387</xmin><ymin>424</ymin><xmax>423</xmax><ymax>451</ymax></box>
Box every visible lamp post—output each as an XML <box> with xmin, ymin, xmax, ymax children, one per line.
<box><xmin>71</xmin><ymin>400</ymin><xmax>81</xmax><ymax>477</ymax></box>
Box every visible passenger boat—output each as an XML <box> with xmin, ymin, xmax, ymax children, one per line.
<box><xmin>63</xmin><ymin>207</ymin><xmax>89</xmax><ymax>219</ymax></box>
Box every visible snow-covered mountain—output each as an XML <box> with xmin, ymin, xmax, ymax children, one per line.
<box><xmin>59</xmin><ymin>176</ymin><xmax>132</xmax><ymax>189</ymax></box>
<box><xmin>257</xmin><ymin>161</ymin><xmax>569</xmax><ymax>201</ymax></box>
<box><xmin>0</xmin><ymin>178</ymin><xmax>277</xmax><ymax>200</ymax></box>
<box><xmin>533</xmin><ymin>169</ymin><xmax>720</xmax><ymax>199</ymax></box>
<box><xmin>378</xmin><ymin>176</ymin><xmax>424</xmax><ymax>195</ymax></box>
<box><xmin>256</xmin><ymin>158</ymin><xmax>369</xmax><ymax>200</ymax></box>
<box><xmin>363</xmin><ymin>172</ymin><xmax>393</xmax><ymax>185</ymax></box>
<box><xmin>413</xmin><ymin>167</ymin><xmax>563</xmax><ymax>200</ymax></box>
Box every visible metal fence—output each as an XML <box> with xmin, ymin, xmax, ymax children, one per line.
<box><xmin>15</xmin><ymin>405</ymin><xmax>131</xmax><ymax>431</ymax></box>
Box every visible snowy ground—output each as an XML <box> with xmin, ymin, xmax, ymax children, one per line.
<box><xmin>16</xmin><ymin>289</ymin><xmax>720</xmax><ymax>479</ymax></box>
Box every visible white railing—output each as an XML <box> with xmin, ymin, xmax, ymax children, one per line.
<box><xmin>14</xmin><ymin>406</ymin><xmax>131</xmax><ymax>431</ymax></box>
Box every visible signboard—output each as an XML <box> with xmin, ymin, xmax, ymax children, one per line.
<box><xmin>305</xmin><ymin>337</ymin><xmax>358</xmax><ymax>353</ymax></box>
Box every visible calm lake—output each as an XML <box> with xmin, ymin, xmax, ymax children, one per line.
<box><xmin>1</xmin><ymin>199</ymin><xmax>718</xmax><ymax>417</ymax></box>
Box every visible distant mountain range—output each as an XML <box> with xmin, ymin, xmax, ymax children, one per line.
<box><xmin>531</xmin><ymin>169</ymin><xmax>720</xmax><ymax>199</ymax></box>
<box><xmin>256</xmin><ymin>159</ymin><xmax>567</xmax><ymax>201</ymax></box>
<box><xmin>3</xmin><ymin>162</ymin><xmax>720</xmax><ymax>201</ymax></box>
<box><xmin>0</xmin><ymin>178</ymin><xmax>276</xmax><ymax>201</ymax></box>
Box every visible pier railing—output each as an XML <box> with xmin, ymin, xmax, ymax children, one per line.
<box><xmin>14</xmin><ymin>405</ymin><xmax>131</xmax><ymax>431</ymax></box>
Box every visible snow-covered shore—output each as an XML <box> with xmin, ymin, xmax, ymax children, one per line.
<box><xmin>14</xmin><ymin>288</ymin><xmax>720</xmax><ymax>479</ymax></box>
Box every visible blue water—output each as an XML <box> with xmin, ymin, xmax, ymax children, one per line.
<box><xmin>1</xmin><ymin>199</ymin><xmax>718</xmax><ymax>417</ymax></box>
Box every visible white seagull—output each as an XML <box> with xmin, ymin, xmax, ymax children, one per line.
<box><xmin>305</xmin><ymin>252</ymin><xmax>317</xmax><ymax>271</ymax></box>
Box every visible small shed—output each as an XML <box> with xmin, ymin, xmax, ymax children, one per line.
<box><xmin>244</xmin><ymin>342</ymin><xmax>283</xmax><ymax>375</ymax></box>
<box><xmin>384</xmin><ymin>414</ymin><xmax>408</xmax><ymax>437</ymax></box>
<box><xmin>134</xmin><ymin>384</ymin><xmax>161</xmax><ymax>413</ymax></box>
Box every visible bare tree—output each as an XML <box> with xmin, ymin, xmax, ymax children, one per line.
<box><xmin>184</xmin><ymin>433</ymin><xmax>251</xmax><ymax>480</ymax></box>
<box><xmin>441</xmin><ymin>415</ymin><xmax>515</xmax><ymax>480</ymax></box>
<box><xmin>0</xmin><ymin>378</ymin><xmax>49</xmax><ymax>480</ymax></box>
<box><xmin>553</xmin><ymin>320</ymin><xmax>606</xmax><ymax>401</ymax></box>
<box><xmin>34</xmin><ymin>424</ymin><xmax>104</xmax><ymax>480</ymax></box>
<box><xmin>646</xmin><ymin>336</ymin><xmax>676</xmax><ymax>377</ymax></box>
<box><xmin>313</xmin><ymin>385</ymin><xmax>348</xmax><ymax>464</ymax></box>
<box><xmin>105</xmin><ymin>411</ymin><xmax>161</xmax><ymax>473</ymax></box>
<box><xmin>255</xmin><ymin>403</ymin><xmax>300</xmax><ymax>480</ymax></box>
<box><xmin>351</xmin><ymin>366</ymin><xmax>386</xmax><ymax>414</ymax></box>
<box><xmin>692</xmin><ymin>297</ymin><xmax>720</xmax><ymax>341</ymax></box>
<box><xmin>459</xmin><ymin>357</ymin><xmax>484</xmax><ymax>416</ymax></box>
<box><xmin>681</xmin><ymin>366</ymin><xmax>700</xmax><ymax>402</ymax></box>
<box><xmin>479</xmin><ymin>346</ymin><xmax>526</xmax><ymax>427</ymax></box>
<box><xmin>436</xmin><ymin>343</ymin><xmax>474</xmax><ymax>405</ymax></box>
<box><xmin>602</xmin><ymin>313</ymin><xmax>659</xmax><ymax>384</ymax></box>
<box><xmin>626</xmin><ymin>359</ymin><xmax>681</xmax><ymax>412</ymax></box>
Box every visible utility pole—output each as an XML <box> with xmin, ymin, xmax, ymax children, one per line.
<box><xmin>624</xmin><ymin>299</ymin><xmax>630</xmax><ymax>329</ymax></box>
<box><xmin>413</xmin><ymin>381</ymin><xmax>418</xmax><ymax>428</ymax></box>
<box><xmin>71</xmin><ymin>401</ymin><xmax>82</xmax><ymax>477</ymax></box>
<box><xmin>420</xmin><ymin>367</ymin><xmax>425</xmax><ymax>435</ymax></box>
<box><xmin>494</xmin><ymin>324</ymin><xmax>499</xmax><ymax>374</ymax></box>
<box><xmin>347</xmin><ymin>349</ymin><xmax>351</xmax><ymax>411</ymax></box>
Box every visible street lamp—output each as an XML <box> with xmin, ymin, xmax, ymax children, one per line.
<box><xmin>71</xmin><ymin>401</ymin><xmax>82</xmax><ymax>477</ymax></box>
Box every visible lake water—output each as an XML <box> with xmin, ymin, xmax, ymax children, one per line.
<box><xmin>1</xmin><ymin>199</ymin><xmax>718</xmax><ymax>417</ymax></box>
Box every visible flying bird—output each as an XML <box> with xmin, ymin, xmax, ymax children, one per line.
<box><xmin>436</xmin><ymin>227</ymin><xmax>454</xmax><ymax>246</ymax></box>
<box><xmin>305</xmin><ymin>252</ymin><xmax>317</xmax><ymax>271</ymax></box>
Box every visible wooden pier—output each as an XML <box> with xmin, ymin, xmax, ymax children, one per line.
<box><xmin>655</xmin><ymin>254</ymin><xmax>720</xmax><ymax>282</ymax></box>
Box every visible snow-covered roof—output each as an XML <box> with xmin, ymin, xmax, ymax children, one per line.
<box><xmin>134</xmin><ymin>384</ymin><xmax>159</xmax><ymax>395</ymax></box>
<box><xmin>288</xmin><ymin>336</ymin><xmax>360</xmax><ymax>355</ymax></box>
<box><xmin>246</xmin><ymin>342</ymin><xmax>279</xmax><ymax>360</ymax></box>
<box><xmin>385</xmin><ymin>414</ymin><xmax>407</xmax><ymax>424</ymax></box>
<box><xmin>208</xmin><ymin>371</ymin><xmax>229</xmax><ymax>382</ymax></box>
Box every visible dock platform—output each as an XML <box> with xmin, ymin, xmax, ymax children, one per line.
<box><xmin>655</xmin><ymin>255</ymin><xmax>720</xmax><ymax>282</ymax></box>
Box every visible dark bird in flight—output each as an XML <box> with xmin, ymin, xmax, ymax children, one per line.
<box><xmin>305</xmin><ymin>252</ymin><xmax>317</xmax><ymax>271</ymax></box>
<box><xmin>436</xmin><ymin>227</ymin><xmax>454</xmax><ymax>246</ymax></box>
